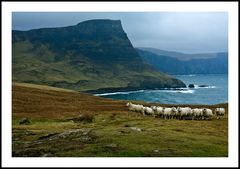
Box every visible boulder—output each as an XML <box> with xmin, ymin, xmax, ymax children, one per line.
<box><xmin>188</xmin><ymin>84</ymin><xmax>195</xmax><ymax>88</ymax></box>
<box><xmin>19</xmin><ymin>118</ymin><xmax>31</xmax><ymax>125</ymax></box>
<box><xmin>130</xmin><ymin>127</ymin><xmax>142</xmax><ymax>132</ymax></box>
<box><xmin>198</xmin><ymin>85</ymin><xmax>209</xmax><ymax>88</ymax></box>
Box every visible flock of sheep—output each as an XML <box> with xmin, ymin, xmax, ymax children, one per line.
<box><xmin>126</xmin><ymin>102</ymin><xmax>225</xmax><ymax>120</ymax></box>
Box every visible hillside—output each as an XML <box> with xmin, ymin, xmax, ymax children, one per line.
<box><xmin>12</xmin><ymin>19</ymin><xmax>185</xmax><ymax>93</ymax></box>
<box><xmin>12</xmin><ymin>83</ymin><xmax>228</xmax><ymax>157</ymax></box>
<box><xmin>137</xmin><ymin>48</ymin><xmax>228</xmax><ymax>75</ymax></box>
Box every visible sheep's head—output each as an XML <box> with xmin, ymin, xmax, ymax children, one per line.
<box><xmin>177</xmin><ymin>107</ymin><xmax>182</xmax><ymax>112</ymax></box>
<box><xmin>172</xmin><ymin>107</ymin><xmax>177</xmax><ymax>112</ymax></box>
<box><xmin>151</xmin><ymin>106</ymin><xmax>157</xmax><ymax>110</ymax></box>
<box><xmin>213</xmin><ymin>108</ymin><xmax>218</xmax><ymax>114</ymax></box>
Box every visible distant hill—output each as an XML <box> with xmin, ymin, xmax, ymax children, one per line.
<box><xmin>139</xmin><ymin>47</ymin><xmax>228</xmax><ymax>61</ymax></box>
<box><xmin>12</xmin><ymin>19</ymin><xmax>185</xmax><ymax>93</ymax></box>
<box><xmin>137</xmin><ymin>48</ymin><xmax>228</xmax><ymax>75</ymax></box>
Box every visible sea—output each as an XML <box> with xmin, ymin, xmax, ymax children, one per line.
<box><xmin>95</xmin><ymin>74</ymin><xmax>228</xmax><ymax>105</ymax></box>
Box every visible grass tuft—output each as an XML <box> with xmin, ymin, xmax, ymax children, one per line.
<box><xmin>72</xmin><ymin>113</ymin><xmax>95</xmax><ymax>123</ymax></box>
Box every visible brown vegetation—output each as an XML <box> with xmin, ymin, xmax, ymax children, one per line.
<box><xmin>12</xmin><ymin>82</ymin><xmax>228</xmax><ymax>120</ymax></box>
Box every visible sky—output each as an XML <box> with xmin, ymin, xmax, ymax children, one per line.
<box><xmin>12</xmin><ymin>12</ymin><xmax>228</xmax><ymax>54</ymax></box>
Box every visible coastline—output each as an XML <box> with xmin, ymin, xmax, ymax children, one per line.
<box><xmin>85</xmin><ymin>86</ymin><xmax>188</xmax><ymax>95</ymax></box>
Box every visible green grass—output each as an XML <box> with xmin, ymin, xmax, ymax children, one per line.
<box><xmin>12</xmin><ymin>112</ymin><xmax>228</xmax><ymax>157</ymax></box>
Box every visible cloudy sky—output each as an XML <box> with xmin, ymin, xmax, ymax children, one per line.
<box><xmin>12</xmin><ymin>12</ymin><xmax>228</xmax><ymax>54</ymax></box>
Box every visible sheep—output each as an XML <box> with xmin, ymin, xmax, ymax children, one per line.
<box><xmin>187</xmin><ymin>108</ymin><xmax>194</xmax><ymax>120</ymax></box>
<box><xmin>135</xmin><ymin>104</ymin><xmax>144</xmax><ymax>113</ymax></box>
<box><xmin>177</xmin><ymin>107</ymin><xmax>185</xmax><ymax>120</ymax></box>
<box><xmin>202</xmin><ymin>108</ymin><xmax>213</xmax><ymax>120</ymax></box>
<box><xmin>163</xmin><ymin>108</ymin><xmax>171</xmax><ymax>119</ymax></box>
<box><xmin>192</xmin><ymin>108</ymin><xmax>203</xmax><ymax>120</ymax></box>
<box><xmin>126</xmin><ymin>102</ymin><xmax>135</xmax><ymax>111</ymax></box>
<box><xmin>127</xmin><ymin>102</ymin><xmax>219</xmax><ymax>121</ymax></box>
<box><xmin>159</xmin><ymin>107</ymin><xmax>166</xmax><ymax>118</ymax></box>
<box><xmin>143</xmin><ymin>106</ymin><xmax>155</xmax><ymax>117</ymax></box>
<box><xmin>175</xmin><ymin>110</ymin><xmax>179</xmax><ymax>119</ymax></box>
<box><xmin>163</xmin><ymin>107</ymin><xmax>176</xmax><ymax>119</ymax></box>
<box><xmin>214</xmin><ymin>108</ymin><xmax>225</xmax><ymax>119</ymax></box>
<box><xmin>126</xmin><ymin>102</ymin><xmax>145</xmax><ymax>116</ymax></box>
<box><xmin>151</xmin><ymin>106</ymin><xmax>164</xmax><ymax>118</ymax></box>
<box><xmin>170</xmin><ymin>107</ymin><xmax>177</xmax><ymax>119</ymax></box>
<box><xmin>177</xmin><ymin>107</ymin><xmax>192</xmax><ymax>120</ymax></box>
<box><xmin>150</xmin><ymin>105</ymin><xmax>157</xmax><ymax>110</ymax></box>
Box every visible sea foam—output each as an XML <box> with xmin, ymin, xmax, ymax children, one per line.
<box><xmin>94</xmin><ymin>90</ymin><xmax>144</xmax><ymax>96</ymax></box>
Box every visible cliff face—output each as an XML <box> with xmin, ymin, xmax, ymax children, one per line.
<box><xmin>12</xmin><ymin>19</ymin><xmax>186</xmax><ymax>92</ymax></box>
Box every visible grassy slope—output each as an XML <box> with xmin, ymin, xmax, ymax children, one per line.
<box><xmin>12</xmin><ymin>83</ymin><xmax>228</xmax><ymax>157</ymax></box>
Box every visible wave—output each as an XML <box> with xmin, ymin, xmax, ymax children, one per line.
<box><xmin>94</xmin><ymin>90</ymin><xmax>145</xmax><ymax>96</ymax></box>
<box><xmin>95</xmin><ymin>88</ymin><xmax>197</xmax><ymax>96</ymax></box>
<box><xmin>159</xmin><ymin>89</ymin><xmax>195</xmax><ymax>94</ymax></box>
<box><xmin>94</xmin><ymin>85</ymin><xmax>218</xmax><ymax>96</ymax></box>
<box><xmin>194</xmin><ymin>85</ymin><xmax>217</xmax><ymax>89</ymax></box>
<box><xmin>174</xmin><ymin>74</ymin><xmax>196</xmax><ymax>77</ymax></box>
<box><xmin>93</xmin><ymin>85</ymin><xmax>220</xmax><ymax>96</ymax></box>
<box><xmin>178</xmin><ymin>90</ymin><xmax>195</xmax><ymax>93</ymax></box>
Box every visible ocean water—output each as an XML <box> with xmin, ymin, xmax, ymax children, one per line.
<box><xmin>95</xmin><ymin>74</ymin><xmax>228</xmax><ymax>105</ymax></box>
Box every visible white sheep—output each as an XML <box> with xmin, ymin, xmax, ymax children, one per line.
<box><xmin>192</xmin><ymin>108</ymin><xmax>203</xmax><ymax>120</ymax></box>
<box><xmin>150</xmin><ymin>106</ymin><xmax>157</xmax><ymax>109</ymax></box>
<box><xmin>170</xmin><ymin>107</ymin><xmax>177</xmax><ymax>119</ymax></box>
<box><xmin>151</xmin><ymin>106</ymin><xmax>164</xmax><ymax>118</ymax></box>
<box><xmin>143</xmin><ymin>106</ymin><xmax>155</xmax><ymax>117</ymax></box>
<box><xmin>187</xmin><ymin>108</ymin><xmax>194</xmax><ymax>120</ymax></box>
<box><xmin>127</xmin><ymin>102</ymin><xmax>219</xmax><ymax>121</ymax></box>
<box><xmin>175</xmin><ymin>108</ymin><xmax>181</xmax><ymax>120</ymax></box>
<box><xmin>163</xmin><ymin>108</ymin><xmax>170</xmax><ymax>119</ymax></box>
<box><xmin>214</xmin><ymin>108</ymin><xmax>225</xmax><ymax>119</ymax></box>
<box><xmin>135</xmin><ymin>104</ymin><xmax>144</xmax><ymax>113</ymax></box>
<box><xmin>163</xmin><ymin>107</ymin><xmax>176</xmax><ymax>119</ymax></box>
<box><xmin>126</xmin><ymin>102</ymin><xmax>145</xmax><ymax>116</ymax></box>
<box><xmin>177</xmin><ymin>107</ymin><xmax>192</xmax><ymax>120</ymax></box>
<box><xmin>202</xmin><ymin>108</ymin><xmax>213</xmax><ymax>120</ymax></box>
<box><xmin>192</xmin><ymin>108</ymin><xmax>199</xmax><ymax>120</ymax></box>
<box><xmin>126</xmin><ymin>102</ymin><xmax>134</xmax><ymax>111</ymax></box>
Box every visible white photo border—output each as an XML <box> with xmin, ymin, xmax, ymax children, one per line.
<box><xmin>2</xmin><ymin>1</ymin><xmax>239</xmax><ymax>168</ymax></box>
